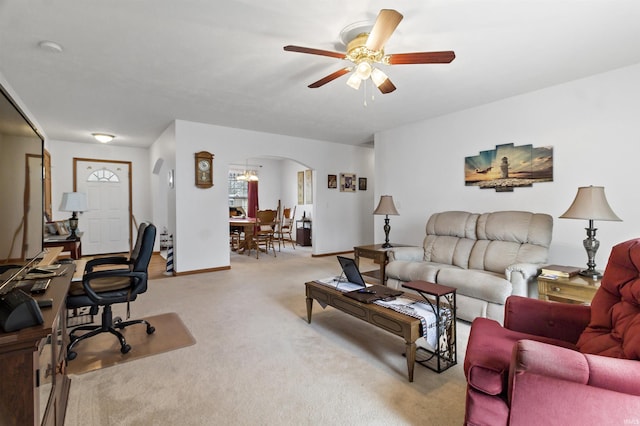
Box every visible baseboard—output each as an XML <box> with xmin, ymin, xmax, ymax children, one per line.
<box><xmin>311</xmin><ymin>250</ymin><xmax>354</xmax><ymax>258</ymax></box>
<box><xmin>173</xmin><ymin>265</ymin><xmax>231</xmax><ymax>276</ymax></box>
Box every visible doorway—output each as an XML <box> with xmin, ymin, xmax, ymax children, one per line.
<box><xmin>74</xmin><ymin>158</ymin><xmax>132</xmax><ymax>255</ymax></box>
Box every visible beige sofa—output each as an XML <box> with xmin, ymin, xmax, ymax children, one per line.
<box><xmin>386</xmin><ymin>211</ymin><xmax>552</xmax><ymax>323</ymax></box>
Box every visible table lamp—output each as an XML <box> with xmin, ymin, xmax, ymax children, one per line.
<box><xmin>559</xmin><ymin>185</ymin><xmax>621</xmax><ymax>279</ymax></box>
<box><xmin>373</xmin><ymin>195</ymin><xmax>399</xmax><ymax>248</ymax></box>
<box><xmin>59</xmin><ymin>192</ymin><xmax>88</xmax><ymax>240</ymax></box>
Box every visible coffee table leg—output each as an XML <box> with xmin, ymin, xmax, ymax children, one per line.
<box><xmin>406</xmin><ymin>341</ymin><xmax>416</xmax><ymax>382</ymax></box>
<box><xmin>306</xmin><ymin>297</ymin><xmax>313</xmax><ymax>323</ymax></box>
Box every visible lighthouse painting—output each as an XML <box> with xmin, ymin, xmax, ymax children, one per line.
<box><xmin>464</xmin><ymin>143</ymin><xmax>553</xmax><ymax>192</ymax></box>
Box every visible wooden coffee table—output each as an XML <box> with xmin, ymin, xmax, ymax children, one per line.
<box><xmin>305</xmin><ymin>280</ymin><xmax>421</xmax><ymax>382</ymax></box>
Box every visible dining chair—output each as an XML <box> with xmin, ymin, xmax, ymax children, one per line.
<box><xmin>250</xmin><ymin>209</ymin><xmax>277</xmax><ymax>258</ymax></box>
<box><xmin>275</xmin><ymin>205</ymin><xmax>296</xmax><ymax>250</ymax></box>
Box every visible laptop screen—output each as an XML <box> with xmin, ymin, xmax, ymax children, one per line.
<box><xmin>337</xmin><ymin>256</ymin><xmax>366</xmax><ymax>287</ymax></box>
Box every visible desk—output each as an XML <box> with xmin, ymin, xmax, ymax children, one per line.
<box><xmin>44</xmin><ymin>233</ymin><xmax>82</xmax><ymax>259</ymax></box>
<box><xmin>229</xmin><ymin>218</ymin><xmax>256</xmax><ymax>253</ymax></box>
<box><xmin>0</xmin><ymin>264</ymin><xmax>75</xmax><ymax>425</ymax></box>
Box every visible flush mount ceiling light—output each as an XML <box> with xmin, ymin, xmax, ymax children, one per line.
<box><xmin>283</xmin><ymin>9</ymin><xmax>455</xmax><ymax>95</ymax></box>
<box><xmin>92</xmin><ymin>133</ymin><xmax>115</xmax><ymax>143</ymax></box>
<box><xmin>38</xmin><ymin>40</ymin><xmax>63</xmax><ymax>53</ymax></box>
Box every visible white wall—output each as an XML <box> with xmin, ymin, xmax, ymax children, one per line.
<box><xmin>150</xmin><ymin>123</ymin><xmax>176</xmax><ymax>248</ymax></box>
<box><xmin>167</xmin><ymin>120</ymin><xmax>374</xmax><ymax>273</ymax></box>
<box><xmin>375</xmin><ymin>63</ymin><xmax>640</xmax><ymax>271</ymax></box>
<box><xmin>47</xmin><ymin>140</ymin><xmax>153</xmax><ymax>245</ymax></box>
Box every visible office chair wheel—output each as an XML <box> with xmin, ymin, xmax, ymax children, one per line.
<box><xmin>121</xmin><ymin>344</ymin><xmax>131</xmax><ymax>354</ymax></box>
<box><xmin>67</xmin><ymin>351</ymin><xmax>77</xmax><ymax>361</ymax></box>
<box><xmin>147</xmin><ymin>325</ymin><xmax>155</xmax><ymax>334</ymax></box>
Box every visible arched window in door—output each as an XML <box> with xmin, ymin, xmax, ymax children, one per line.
<box><xmin>87</xmin><ymin>168</ymin><xmax>120</xmax><ymax>182</ymax></box>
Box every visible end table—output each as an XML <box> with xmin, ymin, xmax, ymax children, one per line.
<box><xmin>537</xmin><ymin>274</ymin><xmax>600</xmax><ymax>305</ymax></box>
<box><xmin>353</xmin><ymin>243</ymin><xmax>408</xmax><ymax>285</ymax></box>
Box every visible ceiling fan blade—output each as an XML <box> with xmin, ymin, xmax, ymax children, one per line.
<box><xmin>366</xmin><ymin>9</ymin><xmax>403</xmax><ymax>52</ymax></box>
<box><xmin>284</xmin><ymin>45</ymin><xmax>346</xmax><ymax>59</ymax></box>
<box><xmin>377</xmin><ymin>78</ymin><xmax>396</xmax><ymax>94</ymax></box>
<box><xmin>308</xmin><ymin>68</ymin><xmax>351</xmax><ymax>88</ymax></box>
<box><xmin>386</xmin><ymin>51</ymin><xmax>456</xmax><ymax>65</ymax></box>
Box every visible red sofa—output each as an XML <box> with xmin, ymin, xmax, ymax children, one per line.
<box><xmin>463</xmin><ymin>238</ymin><xmax>640</xmax><ymax>425</ymax></box>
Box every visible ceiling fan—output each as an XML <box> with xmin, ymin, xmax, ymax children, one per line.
<box><xmin>283</xmin><ymin>9</ymin><xmax>455</xmax><ymax>94</ymax></box>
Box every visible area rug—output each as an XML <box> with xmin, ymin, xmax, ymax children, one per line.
<box><xmin>67</xmin><ymin>312</ymin><xmax>195</xmax><ymax>375</ymax></box>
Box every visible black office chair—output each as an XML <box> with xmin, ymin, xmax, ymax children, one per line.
<box><xmin>66</xmin><ymin>223</ymin><xmax>157</xmax><ymax>360</ymax></box>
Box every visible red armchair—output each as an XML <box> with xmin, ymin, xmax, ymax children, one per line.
<box><xmin>463</xmin><ymin>238</ymin><xmax>640</xmax><ymax>426</ymax></box>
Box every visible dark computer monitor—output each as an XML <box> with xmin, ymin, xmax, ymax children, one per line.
<box><xmin>337</xmin><ymin>256</ymin><xmax>366</xmax><ymax>287</ymax></box>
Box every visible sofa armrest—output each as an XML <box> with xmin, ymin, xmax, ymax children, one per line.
<box><xmin>505</xmin><ymin>263</ymin><xmax>539</xmax><ymax>297</ymax></box>
<box><xmin>387</xmin><ymin>246</ymin><xmax>424</xmax><ymax>262</ymax></box>
<box><xmin>504</xmin><ymin>296</ymin><xmax>590</xmax><ymax>344</ymax></box>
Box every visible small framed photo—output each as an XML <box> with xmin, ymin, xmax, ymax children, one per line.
<box><xmin>55</xmin><ymin>220</ymin><xmax>70</xmax><ymax>236</ymax></box>
<box><xmin>340</xmin><ymin>173</ymin><xmax>356</xmax><ymax>192</ymax></box>
<box><xmin>358</xmin><ymin>177</ymin><xmax>367</xmax><ymax>191</ymax></box>
<box><xmin>328</xmin><ymin>174</ymin><xmax>337</xmax><ymax>189</ymax></box>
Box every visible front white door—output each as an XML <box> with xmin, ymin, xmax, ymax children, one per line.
<box><xmin>75</xmin><ymin>159</ymin><xmax>131</xmax><ymax>255</ymax></box>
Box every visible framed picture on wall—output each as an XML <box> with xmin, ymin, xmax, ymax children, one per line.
<box><xmin>304</xmin><ymin>169</ymin><xmax>313</xmax><ymax>204</ymax></box>
<box><xmin>328</xmin><ymin>174</ymin><xmax>337</xmax><ymax>189</ymax></box>
<box><xmin>340</xmin><ymin>173</ymin><xmax>356</xmax><ymax>192</ymax></box>
<box><xmin>297</xmin><ymin>171</ymin><xmax>304</xmax><ymax>204</ymax></box>
<box><xmin>358</xmin><ymin>177</ymin><xmax>367</xmax><ymax>191</ymax></box>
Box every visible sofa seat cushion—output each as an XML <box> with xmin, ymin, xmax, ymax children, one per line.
<box><xmin>464</xmin><ymin>318</ymin><xmax>578</xmax><ymax>396</ymax></box>
<box><xmin>577</xmin><ymin>239</ymin><xmax>640</xmax><ymax>359</ymax></box>
<box><xmin>386</xmin><ymin>261</ymin><xmax>458</xmax><ymax>283</ymax></box>
<box><xmin>437</xmin><ymin>268</ymin><xmax>512</xmax><ymax>304</ymax></box>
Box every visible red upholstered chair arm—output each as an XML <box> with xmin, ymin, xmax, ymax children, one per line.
<box><xmin>509</xmin><ymin>340</ymin><xmax>589</xmax><ymax>395</ymax></box>
<box><xmin>504</xmin><ymin>296</ymin><xmax>590</xmax><ymax>343</ymax></box>
<box><xmin>510</xmin><ymin>340</ymin><xmax>640</xmax><ymax>396</ymax></box>
<box><xmin>508</xmin><ymin>371</ymin><xmax>640</xmax><ymax>425</ymax></box>
<box><xmin>584</xmin><ymin>353</ymin><xmax>640</xmax><ymax>396</ymax></box>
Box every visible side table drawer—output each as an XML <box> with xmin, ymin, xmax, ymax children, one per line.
<box><xmin>539</xmin><ymin>280</ymin><xmax>596</xmax><ymax>304</ymax></box>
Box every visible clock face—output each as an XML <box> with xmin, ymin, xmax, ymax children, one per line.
<box><xmin>198</xmin><ymin>159</ymin><xmax>211</xmax><ymax>172</ymax></box>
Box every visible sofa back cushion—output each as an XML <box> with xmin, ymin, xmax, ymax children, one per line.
<box><xmin>469</xmin><ymin>211</ymin><xmax>552</xmax><ymax>274</ymax></box>
<box><xmin>577</xmin><ymin>238</ymin><xmax>640</xmax><ymax>360</ymax></box>
<box><xmin>423</xmin><ymin>211</ymin><xmax>479</xmax><ymax>268</ymax></box>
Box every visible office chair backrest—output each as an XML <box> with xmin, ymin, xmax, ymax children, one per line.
<box><xmin>130</xmin><ymin>223</ymin><xmax>149</xmax><ymax>264</ymax></box>
<box><xmin>132</xmin><ymin>223</ymin><xmax>156</xmax><ymax>273</ymax></box>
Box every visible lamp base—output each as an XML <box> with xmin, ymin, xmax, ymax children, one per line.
<box><xmin>381</xmin><ymin>242</ymin><xmax>392</xmax><ymax>249</ymax></box>
<box><xmin>579</xmin><ymin>268</ymin><xmax>602</xmax><ymax>280</ymax></box>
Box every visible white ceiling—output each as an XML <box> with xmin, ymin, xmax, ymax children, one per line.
<box><xmin>1</xmin><ymin>0</ymin><xmax>640</xmax><ymax>148</ymax></box>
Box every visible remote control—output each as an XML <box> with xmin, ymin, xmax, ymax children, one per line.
<box><xmin>30</xmin><ymin>279</ymin><xmax>51</xmax><ymax>294</ymax></box>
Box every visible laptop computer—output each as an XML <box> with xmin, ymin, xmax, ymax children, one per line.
<box><xmin>336</xmin><ymin>256</ymin><xmax>403</xmax><ymax>303</ymax></box>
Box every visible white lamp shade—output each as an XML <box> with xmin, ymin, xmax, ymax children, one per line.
<box><xmin>59</xmin><ymin>192</ymin><xmax>88</xmax><ymax>213</ymax></box>
<box><xmin>373</xmin><ymin>195</ymin><xmax>399</xmax><ymax>216</ymax></box>
<box><xmin>560</xmin><ymin>186</ymin><xmax>621</xmax><ymax>221</ymax></box>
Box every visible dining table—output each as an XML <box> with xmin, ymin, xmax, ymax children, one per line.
<box><xmin>229</xmin><ymin>217</ymin><xmax>256</xmax><ymax>253</ymax></box>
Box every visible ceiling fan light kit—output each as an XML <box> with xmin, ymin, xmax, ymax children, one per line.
<box><xmin>283</xmin><ymin>9</ymin><xmax>455</xmax><ymax>96</ymax></box>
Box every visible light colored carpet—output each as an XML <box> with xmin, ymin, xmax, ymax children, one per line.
<box><xmin>67</xmin><ymin>312</ymin><xmax>196</xmax><ymax>375</ymax></box>
<box><xmin>65</xmin><ymin>247</ymin><xmax>469</xmax><ymax>425</ymax></box>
